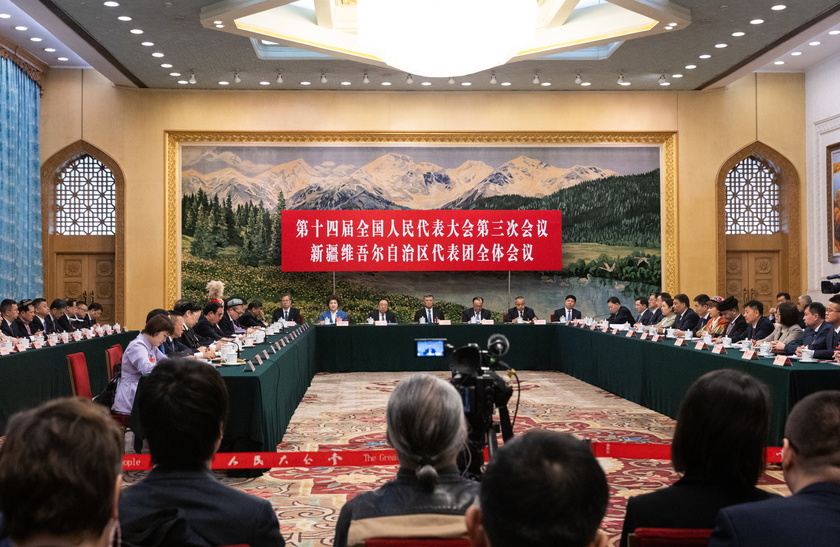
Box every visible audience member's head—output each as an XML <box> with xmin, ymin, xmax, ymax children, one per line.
<box><xmin>717</xmin><ymin>296</ymin><xmax>740</xmax><ymax>320</ymax></box>
<box><xmin>0</xmin><ymin>298</ymin><xmax>18</xmax><ymax>322</ymax></box>
<box><xmin>145</xmin><ymin>307</ymin><xmax>169</xmax><ymax>324</ymax></box>
<box><xmin>137</xmin><ymin>357</ymin><xmax>229</xmax><ymax>470</ymax></box>
<box><xmin>673</xmin><ymin>293</ymin><xmax>690</xmax><ymax>313</ymax></box>
<box><xmin>174</xmin><ymin>299</ymin><xmax>201</xmax><ymax>327</ymax></box>
<box><xmin>672</xmin><ymin>369</ymin><xmax>770</xmax><ymax>488</ymax></box>
<box><xmin>659</xmin><ymin>297</ymin><xmax>674</xmax><ymax>316</ymax></box>
<box><xmin>744</xmin><ymin>300</ymin><xmax>765</xmax><ymax>323</ymax></box>
<box><xmin>777</xmin><ymin>301</ymin><xmax>799</xmax><ymax>328</ymax></box>
<box><xmin>32</xmin><ymin>297</ymin><xmax>48</xmax><ymax>318</ymax></box>
<box><xmin>225</xmin><ymin>297</ymin><xmax>245</xmax><ymax>318</ymax></box>
<box><xmin>88</xmin><ymin>302</ymin><xmax>103</xmax><ymax>319</ymax></box>
<box><xmin>386</xmin><ymin>374</ymin><xmax>467</xmax><ymax>490</ymax></box>
<box><xmin>797</xmin><ymin>294</ymin><xmax>813</xmax><ymax>313</ymax></box>
<box><xmin>693</xmin><ymin>294</ymin><xmax>710</xmax><ymax>316</ymax></box>
<box><xmin>16</xmin><ymin>299</ymin><xmax>33</xmax><ymax>323</ymax></box>
<box><xmin>776</xmin><ymin>292</ymin><xmax>792</xmax><ymax>303</ymax></box>
<box><xmin>0</xmin><ymin>398</ymin><xmax>123</xmax><ymax>545</ymax></box>
<box><xmin>142</xmin><ymin>313</ymin><xmax>174</xmax><ymax>340</ymax></box>
<box><xmin>49</xmin><ymin>298</ymin><xmax>67</xmax><ymax>319</ymax></box>
<box><xmin>782</xmin><ymin>390</ymin><xmax>840</xmax><ymax>492</ymax></box>
<box><xmin>202</xmin><ymin>301</ymin><xmax>224</xmax><ymax>323</ymax></box>
<box><xmin>565</xmin><ymin>294</ymin><xmax>577</xmax><ymax>309</ymax></box>
<box><xmin>467</xmin><ymin>430</ymin><xmax>608</xmax><ymax>547</ymax></box>
<box><xmin>247</xmin><ymin>299</ymin><xmax>263</xmax><ymax>313</ymax></box>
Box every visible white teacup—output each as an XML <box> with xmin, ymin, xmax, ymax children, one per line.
<box><xmin>224</xmin><ymin>351</ymin><xmax>238</xmax><ymax>364</ymax></box>
<box><xmin>721</xmin><ymin>336</ymin><xmax>732</xmax><ymax>347</ymax></box>
<box><xmin>48</xmin><ymin>333</ymin><xmax>58</xmax><ymax>343</ymax></box>
<box><xmin>666</xmin><ymin>328</ymin><xmax>676</xmax><ymax>338</ymax></box>
<box><xmin>684</xmin><ymin>330</ymin><xmax>693</xmax><ymax>340</ymax></box>
<box><xmin>20</xmin><ymin>338</ymin><xmax>30</xmax><ymax>349</ymax></box>
<box><xmin>759</xmin><ymin>342</ymin><xmax>772</xmax><ymax>356</ymax></box>
<box><xmin>802</xmin><ymin>348</ymin><xmax>815</xmax><ymax>361</ymax></box>
<box><xmin>703</xmin><ymin>334</ymin><xmax>713</xmax><ymax>344</ymax></box>
<box><xmin>3</xmin><ymin>341</ymin><xmax>13</xmax><ymax>351</ymax></box>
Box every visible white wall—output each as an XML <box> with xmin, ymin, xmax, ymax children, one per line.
<box><xmin>805</xmin><ymin>52</ymin><xmax>840</xmax><ymax>299</ymax></box>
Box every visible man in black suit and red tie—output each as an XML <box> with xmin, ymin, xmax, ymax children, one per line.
<box><xmin>554</xmin><ymin>294</ymin><xmax>582</xmax><ymax>323</ymax></box>
<box><xmin>414</xmin><ymin>293</ymin><xmax>445</xmax><ymax>324</ymax></box>
<box><xmin>0</xmin><ymin>299</ymin><xmax>24</xmax><ymax>338</ymax></box>
<box><xmin>672</xmin><ymin>293</ymin><xmax>700</xmax><ymax>336</ymax></box>
<box><xmin>14</xmin><ymin>299</ymin><xmax>38</xmax><ymax>338</ymax></box>
<box><xmin>505</xmin><ymin>296</ymin><xmax>537</xmax><ymax>323</ymax></box>
<box><xmin>57</xmin><ymin>298</ymin><xmax>78</xmax><ymax>332</ymax></box>
<box><xmin>271</xmin><ymin>294</ymin><xmax>302</xmax><ymax>324</ymax></box>
<box><xmin>742</xmin><ymin>300</ymin><xmax>774</xmax><ymax>342</ymax></box>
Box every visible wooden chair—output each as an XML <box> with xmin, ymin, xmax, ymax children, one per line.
<box><xmin>365</xmin><ymin>539</ymin><xmax>470</xmax><ymax>547</ymax></box>
<box><xmin>105</xmin><ymin>343</ymin><xmax>123</xmax><ymax>380</ymax></box>
<box><xmin>628</xmin><ymin>528</ymin><xmax>713</xmax><ymax>547</ymax></box>
<box><xmin>66</xmin><ymin>352</ymin><xmax>92</xmax><ymax>399</ymax></box>
<box><xmin>550</xmin><ymin>313</ymin><xmax>556</xmax><ymax>322</ymax></box>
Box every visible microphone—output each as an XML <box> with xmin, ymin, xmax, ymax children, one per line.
<box><xmin>827</xmin><ymin>274</ymin><xmax>840</xmax><ymax>280</ymax></box>
<box><xmin>487</xmin><ymin>333</ymin><xmax>509</xmax><ymax>357</ymax></box>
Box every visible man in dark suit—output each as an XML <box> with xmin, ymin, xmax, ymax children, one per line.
<box><xmin>606</xmin><ymin>296</ymin><xmax>634</xmax><ymax>325</ymax></box>
<box><xmin>159</xmin><ymin>311</ymin><xmax>194</xmax><ymax>357</ymax></box>
<box><xmin>193</xmin><ymin>301</ymin><xmax>227</xmax><ymax>347</ymax></box>
<box><xmin>742</xmin><ymin>300</ymin><xmax>774</xmax><ymax>342</ymax></box>
<box><xmin>45</xmin><ymin>299</ymin><xmax>68</xmax><ymax>334</ymax></box>
<box><xmin>778</xmin><ymin>302</ymin><xmax>832</xmax><ymax>355</ymax></box>
<box><xmin>239</xmin><ymin>300</ymin><xmax>267</xmax><ymax>328</ymax></box>
<box><xmin>710</xmin><ymin>391</ymin><xmax>840</xmax><ymax>547</ymax></box>
<box><xmin>219</xmin><ymin>298</ymin><xmax>249</xmax><ymax>337</ymax></box>
<box><xmin>506</xmin><ymin>296</ymin><xmax>537</xmax><ymax>323</ymax></box>
<box><xmin>0</xmin><ymin>299</ymin><xmax>24</xmax><ymax>338</ymax></box>
<box><xmin>672</xmin><ymin>293</ymin><xmax>700</xmax><ymax>335</ymax></box>
<box><xmin>462</xmin><ymin>296</ymin><xmax>493</xmax><ymax>323</ymax></box>
<box><xmin>56</xmin><ymin>298</ymin><xmax>77</xmax><ymax>333</ymax></box>
<box><xmin>119</xmin><ymin>358</ymin><xmax>285</xmax><ymax>546</ymax></box>
<box><xmin>74</xmin><ymin>302</ymin><xmax>92</xmax><ymax>329</ymax></box>
<box><xmin>554</xmin><ymin>294</ymin><xmax>582</xmax><ymax>323</ymax></box>
<box><xmin>173</xmin><ymin>301</ymin><xmax>216</xmax><ymax>358</ymax></box>
<box><xmin>807</xmin><ymin>295</ymin><xmax>840</xmax><ymax>360</ymax></box>
<box><xmin>632</xmin><ymin>297</ymin><xmax>652</xmax><ymax>325</ymax></box>
<box><xmin>368</xmin><ymin>299</ymin><xmax>397</xmax><ymax>323</ymax></box>
<box><xmin>30</xmin><ymin>298</ymin><xmax>49</xmax><ymax>334</ymax></box>
<box><xmin>693</xmin><ymin>294</ymin><xmax>711</xmax><ymax>331</ymax></box>
<box><xmin>715</xmin><ymin>296</ymin><xmax>748</xmax><ymax>343</ymax></box>
<box><xmin>271</xmin><ymin>294</ymin><xmax>302</xmax><ymax>324</ymax></box>
<box><xmin>414</xmin><ymin>293</ymin><xmax>445</xmax><ymax>324</ymax></box>
<box><xmin>13</xmin><ymin>299</ymin><xmax>37</xmax><ymax>338</ymax></box>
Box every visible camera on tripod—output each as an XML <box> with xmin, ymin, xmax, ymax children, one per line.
<box><xmin>449</xmin><ymin>334</ymin><xmax>516</xmax><ymax>479</ymax></box>
<box><xmin>822</xmin><ymin>273</ymin><xmax>840</xmax><ymax>294</ymax></box>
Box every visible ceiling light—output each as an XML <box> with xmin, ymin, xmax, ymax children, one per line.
<box><xmin>532</xmin><ymin>74</ymin><xmax>540</xmax><ymax>84</ymax></box>
<box><xmin>141</xmin><ymin>41</ymin><xmax>154</xmax><ymax>46</ymax></box>
<box><xmin>213</xmin><ymin>20</ymin><xmax>223</xmax><ymax>25</ymax></box>
<box><xmin>715</xmin><ymin>43</ymin><xmax>727</xmax><ymax>48</ymax></box>
<box><xmin>669</xmin><ymin>22</ymin><xmax>677</xmax><ymax>26</ymax></box>
<box><xmin>664</xmin><ymin>26</ymin><xmax>674</xmax><ymax>30</ymax></box>
<box><xmin>169</xmin><ymin>72</ymin><xmax>180</xmax><ymax>76</ymax></box>
<box><xmin>152</xmin><ymin>52</ymin><xmax>164</xmax><ymax>58</ymax></box>
<box><xmin>219</xmin><ymin>81</ymin><xmax>229</xmax><ymax>85</ymax></box>
<box><xmin>362</xmin><ymin>73</ymin><xmax>370</xmax><ymax>84</ymax></box>
<box><xmin>188</xmin><ymin>72</ymin><xmax>196</xmax><ymax>84</ymax></box>
<box><xmin>57</xmin><ymin>57</ymin><xmax>68</xmax><ymax>61</ymax></box>
<box><xmin>358</xmin><ymin>0</ymin><xmax>536</xmax><ymax>78</ymax></box>
<box><xmin>490</xmin><ymin>73</ymin><xmax>497</xmax><ymax>84</ymax></box>
<box><xmin>541</xmin><ymin>82</ymin><xmax>551</xmax><ymax>86</ymax></box>
<box><xmin>406</xmin><ymin>74</ymin><xmax>414</xmax><ymax>84</ymax></box>
<box><xmin>130</xmin><ymin>29</ymin><xmax>143</xmax><ymax>34</ymax></box>
<box><xmin>672</xmin><ymin>73</ymin><xmax>684</xmax><ymax>78</ymax></box>
<box><xmin>791</xmin><ymin>51</ymin><xmax>802</xmax><ymax>56</ymax></box>
<box><xmin>501</xmin><ymin>82</ymin><xmax>511</xmax><ymax>86</ymax></box>
<box><xmin>699</xmin><ymin>54</ymin><xmax>711</xmax><ymax>59</ymax></box>
<box><xmin>0</xmin><ymin>14</ymin><xmax>11</xmax><ymax>19</ymax></box>
<box><xmin>44</xmin><ymin>48</ymin><xmax>56</xmax><ymax>52</ymax></box>
<box><xmin>658</xmin><ymin>74</ymin><xmax>668</xmax><ymax>85</ymax></box>
<box><xmin>830</xmin><ymin>30</ymin><xmax>840</xmax><ymax>35</ymax></box>
<box><xmin>300</xmin><ymin>81</ymin><xmax>311</xmax><ymax>85</ymax></box>
<box><xmin>448</xmin><ymin>77</ymin><xmax>455</xmax><ymax>84</ymax></box>
<box><xmin>685</xmin><ymin>64</ymin><xmax>697</xmax><ymax>69</ymax></box>
<box><xmin>160</xmin><ymin>63</ymin><xmax>172</xmax><ymax>68</ymax></box>
<box><xmin>574</xmin><ymin>74</ymin><xmax>582</xmax><ymax>84</ymax></box>
<box><xmin>750</xmin><ymin>19</ymin><xmax>764</xmax><ymax>25</ymax></box>
<box><xmin>732</xmin><ymin>31</ymin><xmax>745</xmax><ymax>37</ymax></box>
<box><xmin>103</xmin><ymin>1</ymin><xmax>119</xmax><ymax>6</ymax></box>
<box><xmin>234</xmin><ymin>72</ymin><xmax>241</xmax><ymax>83</ymax></box>
<box><xmin>215</xmin><ymin>24</ymin><xmax>224</xmax><ymax>28</ymax></box>
<box><xmin>810</xmin><ymin>41</ymin><xmax>821</xmax><ymax>46</ymax></box>
<box><xmin>260</xmin><ymin>81</ymin><xmax>270</xmax><ymax>85</ymax></box>
<box><xmin>14</xmin><ymin>26</ymin><xmax>27</xmax><ymax>31</ymax></box>
<box><xmin>30</xmin><ymin>37</ymin><xmax>42</xmax><ymax>42</ymax></box>
<box><xmin>381</xmin><ymin>81</ymin><xmax>392</xmax><ymax>86</ymax></box>
<box><xmin>580</xmin><ymin>82</ymin><xmax>591</xmax><ymax>87</ymax></box>
<box><xmin>462</xmin><ymin>82</ymin><xmax>472</xmax><ymax>86</ymax></box>
<box><xmin>341</xmin><ymin>81</ymin><xmax>351</xmax><ymax>86</ymax></box>
<box><xmin>276</xmin><ymin>73</ymin><xmax>283</xmax><ymax>83</ymax></box>
<box><xmin>421</xmin><ymin>81</ymin><xmax>432</xmax><ymax>86</ymax></box>
<box><xmin>320</xmin><ymin>74</ymin><xmax>327</xmax><ymax>83</ymax></box>
<box><xmin>771</xmin><ymin>5</ymin><xmax>786</xmax><ymax>10</ymax></box>
<box><xmin>118</xmin><ymin>16</ymin><xmax>132</xmax><ymax>21</ymax></box>
<box><xmin>774</xmin><ymin>61</ymin><xmax>785</xmax><ymax>65</ymax></box>
<box><xmin>177</xmin><ymin>80</ymin><xmax>188</xmax><ymax>85</ymax></box>
<box><xmin>617</xmin><ymin>74</ymin><xmax>630</xmax><ymax>86</ymax></box>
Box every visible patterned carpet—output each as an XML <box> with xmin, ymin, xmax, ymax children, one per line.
<box><xmin>122</xmin><ymin>370</ymin><xmax>789</xmax><ymax>546</ymax></box>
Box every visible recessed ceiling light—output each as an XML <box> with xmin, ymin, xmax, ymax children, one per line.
<box><xmin>448</xmin><ymin>77</ymin><xmax>456</xmax><ymax>84</ymax></box>
<box><xmin>0</xmin><ymin>14</ymin><xmax>11</xmax><ymax>19</ymax></box>
<box><xmin>660</xmin><ymin>82</ymin><xmax>671</xmax><ymax>86</ymax></box>
<box><xmin>340</xmin><ymin>81</ymin><xmax>351</xmax><ymax>86</ymax></box>
<box><xmin>219</xmin><ymin>81</ymin><xmax>229</xmax><ymax>85</ymax></box>
<box><xmin>541</xmin><ymin>82</ymin><xmax>551</xmax><ymax>86</ymax></box>
<box><xmin>421</xmin><ymin>81</ymin><xmax>432</xmax><ymax>86</ymax></box>
<box><xmin>160</xmin><ymin>63</ymin><xmax>173</xmax><ymax>68</ymax></box>
<box><xmin>152</xmin><ymin>52</ymin><xmax>164</xmax><ymax>58</ymax></box>
<box><xmin>215</xmin><ymin>24</ymin><xmax>224</xmax><ymax>28</ymax></box>
<box><xmin>14</xmin><ymin>26</ymin><xmax>27</xmax><ymax>31</ymax></box>
<box><xmin>169</xmin><ymin>72</ymin><xmax>180</xmax><ymax>76</ymax></box>
<box><xmin>791</xmin><ymin>51</ymin><xmax>802</xmax><ymax>56</ymax></box>
<box><xmin>461</xmin><ymin>82</ymin><xmax>472</xmax><ymax>86</ymax></box>
<box><xmin>118</xmin><ymin>16</ymin><xmax>131</xmax><ymax>21</ymax></box>
<box><xmin>381</xmin><ymin>81</ymin><xmax>392</xmax><ymax>86</ymax></box>
<box><xmin>750</xmin><ymin>19</ymin><xmax>764</xmax><ymax>25</ymax></box>
<box><xmin>213</xmin><ymin>20</ymin><xmax>223</xmax><ymax>24</ymax></box>
<box><xmin>259</xmin><ymin>81</ymin><xmax>270</xmax><ymax>85</ymax></box>
<box><xmin>580</xmin><ymin>82</ymin><xmax>591</xmax><ymax>86</ymax></box>
<box><xmin>30</xmin><ymin>37</ymin><xmax>42</xmax><ymax>42</ymax></box>
<box><xmin>103</xmin><ymin>1</ymin><xmax>119</xmax><ymax>6</ymax></box>
<box><xmin>673</xmin><ymin>73</ymin><xmax>684</xmax><ymax>78</ymax></box>
<box><xmin>732</xmin><ymin>31</ymin><xmax>745</xmax><ymax>37</ymax></box>
<box><xmin>130</xmin><ymin>29</ymin><xmax>143</xmax><ymax>34</ymax></box>
<box><xmin>771</xmin><ymin>5</ymin><xmax>786</xmax><ymax>10</ymax></box>
<box><xmin>829</xmin><ymin>30</ymin><xmax>840</xmax><ymax>35</ymax></box>
<box><xmin>57</xmin><ymin>57</ymin><xmax>68</xmax><ymax>61</ymax></box>
<box><xmin>665</xmin><ymin>26</ymin><xmax>674</xmax><ymax>30</ymax></box>
<box><xmin>669</xmin><ymin>22</ymin><xmax>677</xmax><ymax>26</ymax></box>
<box><xmin>141</xmin><ymin>41</ymin><xmax>154</xmax><ymax>46</ymax></box>
<box><xmin>774</xmin><ymin>61</ymin><xmax>785</xmax><ymax>65</ymax></box>
<box><xmin>699</xmin><ymin>54</ymin><xmax>711</xmax><ymax>59</ymax></box>
<box><xmin>810</xmin><ymin>41</ymin><xmax>821</xmax><ymax>46</ymax></box>
<box><xmin>685</xmin><ymin>64</ymin><xmax>697</xmax><ymax>69</ymax></box>
<box><xmin>715</xmin><ymin>43</ymin><xmax>727</xmax><ymax>48</ymax></box>
<box><xmin>501</xmin><ymin>82</ymin><xmax>512</xmax><ymax>86</ymax></box>
<box><xmin>44</xmin><ymin>48</ymin><xmax>56</xmax><ymax>52</ymax></box>
<box><xmin>177</xmin><ymin>80</ymin><xmax>188</xmax><ymax>85</ymax></box>
<box><xmin>300</xmin><ymin>81</ymin><xmax>311</xmax><ymax>85</ymax></box>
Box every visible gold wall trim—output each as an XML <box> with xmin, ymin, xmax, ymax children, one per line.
<box><xmin>164</xmin><ymin>131</ymin><xmax>678</xmax><ymax>306</ymax></box>
<box><xmin>0</xmin><ymin>34</ymin><xmax>47</xmax><ymax>90</ymax></box>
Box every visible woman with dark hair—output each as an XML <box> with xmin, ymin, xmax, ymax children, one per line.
<box><xmin>760</xmin><ymin>301</ymin><xmax>804</xmax><ymax>349</ymax></box>
<box><xmin>317</xmin><ymin>295</ymin><xmax>348</xmax><ymax>324</ymax></box>
<box><xmin>620</xmin><ymin>369</ymin><xmax>778</xmax><ymax>547</ymax></box>
<box><xmin>334</xmin><ymin>374</ymin><xmax>478</xmax><ymax>547</ymax></box>
<box><xmin>112</xmin><ymin>313</ymin><xmax>175</xmax><ymax>415</ymax></box>
<box><xmin>653</xmin><ymin>297</ymin><xmax>677</xmax><ymax>332</ymax></box>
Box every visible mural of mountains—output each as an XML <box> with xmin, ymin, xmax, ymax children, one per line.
<box><xmin>182</xmin><ymin>153</ymin><xmax>618</xmax><ymax>210</ymax></box>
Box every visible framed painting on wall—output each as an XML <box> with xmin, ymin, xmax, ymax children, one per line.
<box><xmin>828</xmin><ymin>141</ymin><xmax>840</xmax><ymax>263</ymax></box>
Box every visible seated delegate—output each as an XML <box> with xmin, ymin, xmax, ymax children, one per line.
<box><xmin>112</xmin><ymin>314</ymin><xmax>174</xmax><ymax>415</ymax></box>
<box><xmin>317</xmin><ymin>295</ymin><xmax>348</xmax><ymax>324</ymax></box>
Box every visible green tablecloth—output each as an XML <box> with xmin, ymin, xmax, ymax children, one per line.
<box><xmin>0</xmin><ymin>332</ymin><xmax>137</xmax><ymax>432</ymax></box>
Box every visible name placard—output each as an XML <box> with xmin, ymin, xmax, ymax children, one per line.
<box><xmin>640</xmin><ymin>332</ymin><xmax>650</xmax><ymax>340</ymax></box>
<box><xmin>712</xmin><ymin>344</ymin><xmax>727</xmax><ymax>354</ymax></box>
<box><xmin>673</xmin><ymin>338</ymin><xmax>687</xmax><ymax>347</ymax></box>
<box><xmin>612</xmin><ymin>328</ymin><xmax>621</xmax><ymax>335</ymax></box>
<box><xmin>651</xmin><ymin>334</ymin><xmax>664</xmax><ymax>342</ymax></box>
<box><xmin>741</xmin><ymin>350</ymin><xmax>759</xmax><ymax>360</ymax></box>
<box><xmin>773</xmin><ymin>355</ymin><xmax>792</xmax><ymax>366</ymax></box>
<box><xmin>533</xmin><ymin>319</ymin><xmax>546</xmax><ymax>325</ymax></box>
<box><xmin>625</xmin><ymin>330</ymin><xmax>636</xmax><ymax>338</ymax></box>
<box><xmin>694</xmin><ymin>341</ymin><xmax>709</xmax><ymax>351</ymax></box>
<box><xmin>254</xmin><ymin>354</ymin><xmax>263</xmax><ymax>365</ymax></box>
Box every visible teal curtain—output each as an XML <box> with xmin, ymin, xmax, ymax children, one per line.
<box><xmin>0</xmin><ymin>57</ymin><xmax>42</xmax><ymax>299</ymax></box>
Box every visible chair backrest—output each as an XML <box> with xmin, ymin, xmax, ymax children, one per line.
<box><xmin>502</xmin><ymin>314</ymin><xmax>509</xmax><ymax>323</ymax></box>
<box><xmin>365</xmin><ymin>539</ymin><xmax>470</xmax><ymax>547</ymax></box>
<box><xmin>66</xmin><ymin>352</ymin><xmax>92</xmax><ymax>399</ymax></box>
<box><xmin>105</xmin><ymin>344</ymin><xmax>123</xmax><ymax>379</ymax></box>
<box><xmin>629</xmin><ymin>528</ymin><xmax>712</xmax><ymax>547</ymax></box>
<box><xmin>550</xmin><ymin>313</ymin><xmax>556</xmax><ymax>322</ymax></box>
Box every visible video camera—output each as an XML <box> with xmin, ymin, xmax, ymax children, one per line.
<box><xmin>448</xmin><ymin>334</ymin><xmax>515</xmax><ymax>479</ymax></box>
<box><xmin>822</xmin><ymin>273</ymin><xmax>840</xmax><ymax>294</ymax></box>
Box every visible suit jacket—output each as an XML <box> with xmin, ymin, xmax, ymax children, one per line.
<box><xmin>239</xmin><ymin>310</ymin><xmax>266</xmax><ymax>328</ymax></box>
<box><xmin>31</xmin><ymin>315</ymin><xmax>47</xmax><ymax>334</ymax></box>
<box><xmin>634</xmin><ymin>308</ymin><xmax>653</xmax><ymax>325</ymax></box>
<box><xmin>44</xmin><ymin>314</ymin><xmax>60</xmax><ymax>334</ymax></box>
<box><xmin>744</xmin><ymin>316</ymin><xmax>774</xmax><ymax>341</ymax></box>
<box><xmin>13</xmin><ymin>318</ymin><xmax>34</xmax><ymax>338</ymax></box>
<box><xmin>367</xmin><ymin>310</ymin><xmax>397</xmax><ymax>323</ymax></box>
<box><xmin>57</xmin><ymin>314</ymin><xmax>76</xmax><ymax>332</ymax></box>
<box><xmin>177</xmin><ymin>327</ymin><xmax>203</xmax><ymax>352</ymax></box>
<box><xmin>695</xmin><ymin>314</ymin><xmax>711</xmax><ymax>331</ymax></box>
<box><xmin>553</xmin><ymin>308</ymin><xmax>582</xmax><ymax>322</ymax></box>
<box><xmin>784</xmin><ymin>320</ymin><xmax>833</xmax><ymax>354</ymax></box>
<box><xmin>607</xmin><ymin>306</ymin><xmax>634</xmax><ymax>325</ymax></box>
<box><xmin>218</xmin><ymin>313</ymin><xmax>243</xmax><ymax>337</ymax></box>
<box><xmin>0</xmin><ymin>319</ymin><xmax>24</xmax><ymax>338</ymax></box>
<box><xmin>710</xmin><ymin>482</ymin><xmax>840</xmax><ymax>547</ymax></box>
<box><xmin>119</xmin><ymin>467</ymin><xmax>285</xmax><ymax>547</ymax></box>
<box><xmin>758</xmin><ymin>323</ymin><xmax>803</xmax><ymax>346</ymax></box>
<box><xmin>160</xmin><ymin>336</ymin><xmax>192</xmax><ymax>357</ymax></box>
<box><xmin>673</xmin><ymin>308</ymin><xmax>700</xmax><ymax>332</ymax></box>
<box><xmin>505</xmin><ymin>306</ymin><xmax>536</xmax><ymax>322</ymax></box>
<box><xmin>621</xmin><ymin>475</ymin><xmax>778</xmax><ymax>547</ymax></box>
<box><xmin>461</xmin><ymin>308</ymin><xmax>492</xmax><ymax>323</ymax></box>
<box><xmin>193</xmin><ymin>316</ymin><xmax>225</xmax><ymax>347</ymax></box>
<box><xmin>726</xmin><ymin>314</ymin><xmax>749</xmax><ymax>342</ymax></box>
<box><xmin>413</xmin><ymin>307</ymin><xmax>445</xmax><ymax>323</ymax></box>
<box><xmin>648</xmin><ymin>308</ymin><xmax>663</xmax><ymax>325</ymax></box>
<box><xmin>272</xmin><ymin>307</ymin><xmax>302</xmax><ymax>324</ymax></box>
<box><xmin>74</xmin><ymin>316</ymin><xmax>92</xmax><ymax>329</ymax></box>
<box><xmin>814</xmin><ymin>324</ymin><xmax>840</xmax><ymax>360</ymax></box>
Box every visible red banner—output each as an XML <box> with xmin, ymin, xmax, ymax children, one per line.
<box><xmin>281</xmin><ymin>210</ymin><xmax>562</xmax><ymax>272</ymax></box>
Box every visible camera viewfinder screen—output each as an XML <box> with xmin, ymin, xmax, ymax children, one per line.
<box><xmin>416</xmin><ymin>339</ymin><xmax>445</xmax><ymax>357</ymax></box>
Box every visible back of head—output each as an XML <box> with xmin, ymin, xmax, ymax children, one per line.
<box><xmin>778</xmin><ymin>301</ymin><xmax>799</xmax><ymax>327</ymax></box>
<box><xmin>173</xmin><ymin>299</ymin><xmax>199</xmax><ymax>315</ymax></box>
<box><xmin>0</xmin><ymin>398</ymin><xmax>123</xmax><ymax>543</ymax></box>
<box><xmin>479</xmin><ymin>430</ymin><xmax>608</xmax><ymax>547</ymax></box>
<box><xmin>386</xmin><ymin>374</ymin><xmax>467</xmax><ymax>490</ymax></box>
<box><xmin>138</xmin><ymin>357</ymin><xmax>229</xmax><ymax>469</ymax></box>
<box><xmin>672</xmin><ymin>369</ymin><xmax>770</xmax><ymax>487</ymax></box>
<box><xmin>785</xmin><ymin>390</ymin><xmax>840</xmax><ymax>474</ymax></box>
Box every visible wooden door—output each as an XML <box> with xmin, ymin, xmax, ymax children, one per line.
<box><xmin>55</xmin><ymin>253</ymin><xmax>116</xmax><ymax>324</ymax></box>
<box><xmin>725</xmin><ymin>251</ymin><xmax>780</xmax><ymax>313</ymax></box>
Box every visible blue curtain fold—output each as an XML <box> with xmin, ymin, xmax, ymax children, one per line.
<box><xmin>0</xmin><ymin>57</ymin><xmax>43</xmax><ymax>300</ymax></box>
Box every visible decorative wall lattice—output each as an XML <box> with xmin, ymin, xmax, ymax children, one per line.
<box><xmin>724</xmin><ymin>155</ymin><xmax>780</xmax><ymax>235</ymax></box>
<box><xmin>55</xmin><ymin>155</ymin><xmax>116</xmax><ymax>235</ymax></box>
